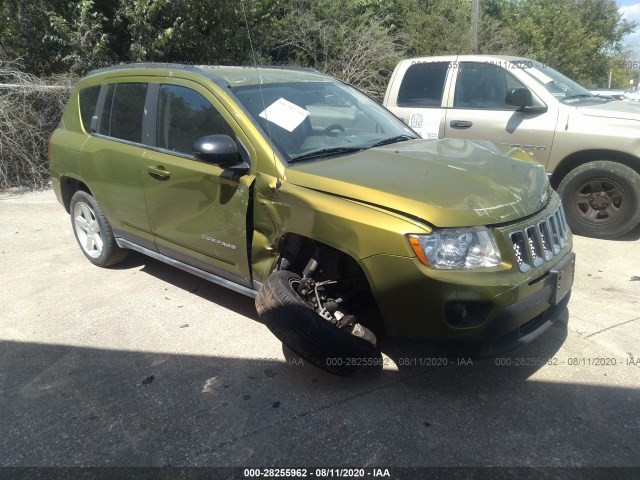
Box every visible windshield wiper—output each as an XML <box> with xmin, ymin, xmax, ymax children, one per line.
<box><xmin>368</xmin><ymin>135</ymin><xmax>416</xmax><ymax>148</ymax></box>
<box><xmin>289</xmin><ymin>146</ymin><xmax>364</xmax><ymax>163</ymax></box>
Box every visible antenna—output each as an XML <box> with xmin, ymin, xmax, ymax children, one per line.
<box><xmin>239</xmin><ymin>0</ymin><xmax>281</xmax><ymax>184</ymax></box>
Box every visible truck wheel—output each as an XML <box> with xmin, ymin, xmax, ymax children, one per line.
<box><xmin>255</xmin><ymin>270</ymin><xmax>382</xmax><ymax>376</ymax></box>
<box><xmin>557</xmin><ymin>161</ymin><xmax>640</xmax><ymax>239</ymax></box>
<box><xmin>70</xmin><ymin>191</ymin><xmax>128</xmax><ymax>267</ymax></box>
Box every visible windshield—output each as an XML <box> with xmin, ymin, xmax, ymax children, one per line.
<box><xmin>520</xmin><ymin>61</ymin><xmax>596</xmax><ymax>103</ymax></box>
<box><xmin>231</xmin><ymin>81</ymin><xmax>418</xmax><ymax>162</ymax></box>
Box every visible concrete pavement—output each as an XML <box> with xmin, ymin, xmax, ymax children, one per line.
<box><xmin>1</xmin><ymin>190</ymin><xmax>639</xmax><ymax>471</ymax></box>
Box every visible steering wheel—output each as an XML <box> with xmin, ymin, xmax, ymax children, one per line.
<box><xmin>323</xmin><ymin>124</ymin><xmax>346</xmax><ymax>136</ymax></box>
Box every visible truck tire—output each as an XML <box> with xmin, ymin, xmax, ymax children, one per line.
<box><xmin>70</xmin><ymin>191</ymin><xmax>128</xmax><ymax>267</ymax></box>
<box><xmin>255</xmin><ymin>270</ymin><xmax>382</xmax><ymax>376</ymax></box>
<box><xmin>557</xmin><ymin>161</ymin><xmax>640</xmax><ymax>239</ymax></box>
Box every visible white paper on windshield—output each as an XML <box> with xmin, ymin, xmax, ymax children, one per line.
<box><xmin>409</xmin><ymin>110</ymin><xmax>440</xmax><ymax>139</ymax></box>
<box><xmin>259</xmin><ymin>98</ymin><xmax>310</xmax><ymax>132</ymax></box>
<box><xmin>527</xmin><ymin>67</ymin><xmax>553</xmax><ymax>85</ymax></box>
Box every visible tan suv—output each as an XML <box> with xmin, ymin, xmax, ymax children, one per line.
<box><xmin>384</xmin><ymin>55</ymin><xmax>640</xmax><ymax>239</ymax></box>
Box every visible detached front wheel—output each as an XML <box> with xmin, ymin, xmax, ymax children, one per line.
<box><xmin>256</xmin><ymin>270</ymin><xmax>382</xmax><ymax>376</ymax></box>
<box><xmin>558</xmin><ymin>161</ymin><xmax>640</xmax><ymax>239</ymax></box>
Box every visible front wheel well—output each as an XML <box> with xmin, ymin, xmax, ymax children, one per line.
<box><xmin>275</xmin><ymin>233</ymin><xmax>384</xmax><ymax>327</ymax></box>
<box><xmin>550</xmin><ymin>150</ymin><xmax>640</xmax><ymax>189</ymax></box>
<box><xmin>60</xmin><ymin>177</ymin><xmax>92</xmax><ymax>213</ymax></box>
<box><xmin>276</xmin><ymin>233</ymin><xmax>368</xmax><ymax>289</ymax></box>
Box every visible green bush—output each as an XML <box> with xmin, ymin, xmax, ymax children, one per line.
<box><xmin>0</xmin><ymin>65</ymin><xmax>77</xmax><ymax>189</ymax></box>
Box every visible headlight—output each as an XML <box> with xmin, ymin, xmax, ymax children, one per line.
<box><xmin>408</xmin><ymin>227</ymin><xmax>501</xmax><ymax>269</ymax></box>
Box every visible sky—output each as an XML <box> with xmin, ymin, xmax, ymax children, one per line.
<box><xmin>619</xmin><ymin>0</ymin><xmax>640</xmax><ymax>57</ymax></box>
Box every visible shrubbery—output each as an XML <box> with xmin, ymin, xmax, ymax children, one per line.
<box><xmin>0</xmin><ymin>64</ymin><xmax>76</xmax><ymax>189</ymax></box>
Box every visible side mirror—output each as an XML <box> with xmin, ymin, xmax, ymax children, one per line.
<box><xmin>192</xmin><ymin>135</ymin><xmax>250</xmax><ymax>174</ymax></box>
<box><xmin>192</xmin><ymin>135</ymin><xmax>238</xmax><ymax>164</ymax></box>
<box><xmin>505</xmin><ymin>88</ymin><xmax>547</xmax><ymax>113</ymax></box>
<box><xmin>506</xmin><ymin>88</ymin><xmax>533</xmax><ymax>107</ymax></box>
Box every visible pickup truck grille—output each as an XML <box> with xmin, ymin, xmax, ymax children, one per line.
<box><xmin>509</xmin><ymin>204</ymin><xmax>569</xmax><ymax>273</ymax></box>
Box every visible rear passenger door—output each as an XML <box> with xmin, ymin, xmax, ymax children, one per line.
<box><xmin>142</xmin><ymin>80</ymin><xmax>254</xmax><ymax>287</ymax></box>
<box><xmin>80</xmin><ymin>81</ymin><xmax>154</xmax><ymax>248</ymax></box>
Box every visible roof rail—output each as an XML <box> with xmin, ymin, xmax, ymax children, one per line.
<box><xmin>86</xmin><ymin>63</ymin><xmax>205</xmax><ymax>76</ymax></box>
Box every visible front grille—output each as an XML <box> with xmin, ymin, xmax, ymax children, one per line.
<box><xmin>509</xmin><ymin>204</ymin><xmax>569</xmax><ymax>273</ymax></box>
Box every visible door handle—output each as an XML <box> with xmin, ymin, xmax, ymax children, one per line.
<box><xmin>147</xmin><ymin>165</ymin><xmax>171</xmax><ymax>180</ymax></box>
<box><xmin>449</xmin><ymin>120</ymin><xmax>473</xmax><ymax>129</ymax></box>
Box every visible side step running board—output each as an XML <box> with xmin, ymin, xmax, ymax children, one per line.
<box><xmin>116</xmin><ymin>238</ymin><xmax>258</xmax><ymax>299</ymax></box>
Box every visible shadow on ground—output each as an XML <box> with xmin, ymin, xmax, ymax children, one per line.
<box><xmin>2</xmin><ymin>312</ymin><xmax>638</xmax><ymax>467</ymax></box>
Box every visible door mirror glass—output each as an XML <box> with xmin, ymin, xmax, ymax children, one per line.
<box><xmin>192</xmin><ymin>135</ymin><xmax>239</xmax><ymax>165</ymax></box>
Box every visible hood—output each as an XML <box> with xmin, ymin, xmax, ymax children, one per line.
<box><xmin>577</xmin><ymin>100</ymin><xmax>640</xmax><ymax>122</ymax></box>
<box><xmin>285</xmin><ymin>139</ymin><xmax>551</xmax><ymax>228</ymax></box>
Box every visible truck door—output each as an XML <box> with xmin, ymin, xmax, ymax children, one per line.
<box><xmin>444</xmin><ymin>61</ymin><xmax>558</xmax><ymax>166</ymax></box>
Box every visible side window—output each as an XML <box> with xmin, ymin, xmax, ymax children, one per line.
<box><xmin>156</xmin><ymin>85</ymin><xmax>234</xmax><ymax>155</ymax></box>
<box><xmin>397</xmin><ymin>62</ymin><xmax>449</xmax><ymax>107</ymax></box>
<box><xmin>454</xmin><ymin>62</ymin><xmax>526</xmax><ymax>109</ymax></box>
<box><xmin>79</xmin><ymin>86</ymin><xmax>100</xmax><ymax>133</ymax></box>
<box><xmin>109</xmin><ymin>83</ymin><xmax>148</xmax><ymax>142</ymax></box>
<box><xmin>98</xmin><ymin>84</ymin><xmax>115</xmax><ymax>136</ymax></box>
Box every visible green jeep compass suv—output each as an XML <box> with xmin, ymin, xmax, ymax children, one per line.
<box><xmin>49</xmin><ymin>64</ymin><xmax>575</xmax><ymax>375</ymax></box>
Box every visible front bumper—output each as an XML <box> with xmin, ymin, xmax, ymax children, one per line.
<box><xmin>447</xmin><ymin>282</ymin><xmax>571</xmax><ymax>357</ymax></box>
<box><xmin>360</xmin><ymin>234</ymin><xmax>575</xmax><ymax>358</ymax></box>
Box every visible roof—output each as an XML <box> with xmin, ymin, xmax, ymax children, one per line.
<box><xmin>398</xmin><ymin>54</ymin><xmax>534</xmax><ymax>64</ymax></box>
<box><xmin>86</xmin><ymin>63</ymin><xmax>328</xmax><ymax>87</ymax></box>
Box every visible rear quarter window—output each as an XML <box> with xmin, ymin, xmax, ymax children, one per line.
<box><xmin>79</xmin><ymin>86</ymin><xmax>100</xmax><ymax>133</ymax></box>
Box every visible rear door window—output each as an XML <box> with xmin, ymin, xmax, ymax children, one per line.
<box><xmin>98</xmin><ymin>83</ymin><xmax>148</xmax><ymax>143</ymax></box>
<box><xmin>397</xmin><ymin>62</ymin><xmax>449</xmax><ymax>107</ymax></box>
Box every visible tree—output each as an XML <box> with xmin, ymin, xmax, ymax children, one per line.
<box><xmin>271</xmin><ymin>0</ymin><xmax>400</xmax><ymax>97</ymax></box>
<box><xmin>47</xmin><ymin>0</ymin><xmax>113</xmax><ymax>73</ymax></box>
<box><xmin>501</xmin><ymin>0</ymin><xmax>636</xmax><ymax>86</ymax></box>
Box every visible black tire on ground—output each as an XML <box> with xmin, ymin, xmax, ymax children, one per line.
<box><xmin>557</xmin><ymin>161</ymin><xmax>640</xmax><ymax>239</ymax></box>
<box><xmin>69</xmin><ymin>190</ymin><xmax>128</xmax><ymax>267</ymax></box>
<box><xmin>255</xmin><ymin>270</ymin><xmax>382</xmax><ymax>376</ymax></box>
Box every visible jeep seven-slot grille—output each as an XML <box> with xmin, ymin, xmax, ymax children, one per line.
<box><xmin>509</xmin><ymin>204</ymin><xmax>569</xmax><ymax>273</ymax></box>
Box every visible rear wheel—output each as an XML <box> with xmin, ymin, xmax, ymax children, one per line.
<box><xmin>558</xmin><ymin>161</ymin><xmax>640</xmax><ymax>239</ymax></box>
<box><xmin>256</xmin><ymin>270</ymin><xmax>381</xmax><ymax>376</ymax></box>
<box><xmin>70</xmin><ymin>191</ymin><xmax>128</xmax><ymax>267</ymax></box>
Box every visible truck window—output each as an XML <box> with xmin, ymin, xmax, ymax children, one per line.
<box><xmin>454</xmin><ymin>62</ymin><xmax>525</xmax><ymax>110</ymax></box>
<box><xmin>397</xmin><ymin>62</ymin><xmax>449</xmax><ymax>108</ymax></box>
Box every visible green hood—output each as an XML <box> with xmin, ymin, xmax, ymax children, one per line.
<box><xmin>285</xmin><ymin>139</ymin><xmax>551</xmax><ymax>228</ymax></box>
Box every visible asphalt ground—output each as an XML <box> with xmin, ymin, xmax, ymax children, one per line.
<box><xmin>1</xmin><ymin>189</ymin><xmax>639</xmax><ymax>477</ymax></box>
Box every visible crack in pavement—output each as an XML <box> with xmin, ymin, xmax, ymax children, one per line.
<box><xmin>585</xmin><ymin>316</ymin><xmax>640</xmax><ymax>339</ymax></box>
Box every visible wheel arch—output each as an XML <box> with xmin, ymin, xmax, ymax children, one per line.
<box><xmin>60</xmin><ymin>176</ymin><xmax>93</xmax><ymax>213</ymax></box>
<box><xmin>550</xmin><ymin>150</ymin><xmax>640</xmax><ymax>189</ymax></box>
<box><xmin>270</xmin><ymin>231</ymin><xmax>389</xmax><ymax>345</ymax></box>
<box><xmin>276</xmin><ymin>232</ymin><xmax>371</xmax><ymax>288</ymax></box>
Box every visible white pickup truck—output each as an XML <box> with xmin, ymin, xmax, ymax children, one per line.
<box><xmin>383</xmin><ymin>55</ymin><xmax>640</xmax><ymax>239</ymax></box>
